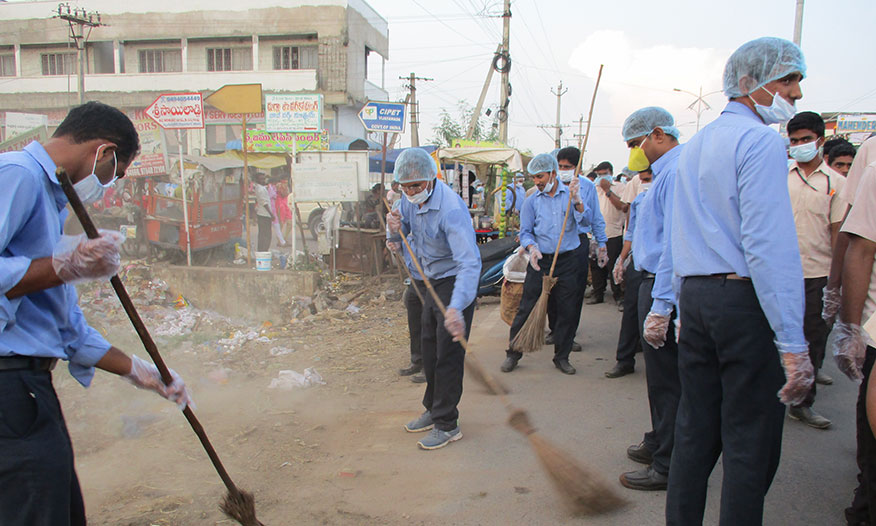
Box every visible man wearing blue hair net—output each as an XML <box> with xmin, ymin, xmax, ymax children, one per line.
<box><xmin>501</xmin><ymin>152</ymin><xmax>593</xmax><ymax>375</ymax></box>
<box><xmin>614</xmin><ymin>106</ymin><xmax>683</xmax><ymax>493</ymax></box>
<box><xmin>665</xmin><ymin>37</ymin><xmax>813</xmax><ymax>525</ymax></box>
<box><xmin>386</xmin><ymin>148</ymin><xmax>481</xmax><ymax>450</ymax></box>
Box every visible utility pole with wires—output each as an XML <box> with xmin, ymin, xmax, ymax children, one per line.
<box><xmin>672</xmin><ymin>86</ymin><xmax>722</xmax><ymax>132</ymax></box>
<box><xmin>551</xmin><ymin>81</ymin><xmax>567</xmax><ymax>148</ymax></box>
<box><xmin>793</xmin><ymin>0</ymin><xmax>805</xmax><ymax>46</ymax></box>
<box><xmin>497</xmin><ymin>0</ymin><xmax>511</xmax><ymax>144</ymax></box>
<box><xmin>55</xmin><ymin>2</ymin><xmax>104</xmax><ymax>105</ymax></box>
<box><xmin>400</xmin><ymin>72</ymin><xmax>432</xmax><ymax>147</ymax></box>
<box><xmin>572</xmin><ymin>114</ymin><xmax>585</xmax><ymax>147</ymax></box>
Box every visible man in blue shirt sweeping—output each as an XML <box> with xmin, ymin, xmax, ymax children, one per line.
<box><xmin>0</xmin><ymin>101</ymin><xmax>191</xmax><ymax>525</ymax></box>
<box><xmin>387</xmin><ymin>148</ymin><xmax>481</xmax><ymax>450</ymax></box>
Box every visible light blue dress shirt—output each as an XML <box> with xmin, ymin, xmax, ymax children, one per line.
<box><xmin>576</xmin><ymin>176</ymin><xmax>608</xmax><ymax>246</ymax></box>
<box><xmin>389</xmin><ymin>179</ymin><xmax>481</xmax><ymax>311</ymax></box>
<box><xmin>0</xmin><ymin>142</ymin><xmax>112</xmax><ymax>386</ymax></box>
<box><xmin>519</xmin><ymin>181</ymin><xmax>591</xmax><ymax>255</ymax></box>
<box><xmin>630</xmin><ymin>145</ymin><xmax>683</xmax><ymax>315</ymax></box>
<box><xmin>503</xmin><ymin>184</ymin><xmax>526</xmax><ymax>214</ymax></box>
<box><xmin>625</xmin><ymin>190</ymin><xmax>647</xmax><ymax>243</ymax></box>
<box><xmin>671</xmin><ymin>102</ymin><xmax>806</xmax><ymax>351</ymax></box>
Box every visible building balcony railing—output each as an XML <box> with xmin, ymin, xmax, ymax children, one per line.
<box><xmin>0</xmin><ymin>69</ymin><xmax>318</xmax><ymax>95</ymax></box>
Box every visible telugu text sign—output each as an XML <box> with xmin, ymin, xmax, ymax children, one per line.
<box><xmin>293</xmin><ymin>162</ymin><xmax>359</xmax><ymax>202</ymax></box>
<box><xmin>246</xmin><ymin>129</ymin><xmax>329</xmax><ymax>153</ymax></box>
<box><xmin>265</xmin><ymin>94</ymin><xmax>322</xmax><ymax>132</ymax></box>
<box><xmin>145</xmin><ymin>93</ymin><xmax>205</xmax><ymax>129</ymax></box>
<box><xmin>357</xmin><ymin>101</ymin><xmax>406</xmax><ymax>133</ymax></box>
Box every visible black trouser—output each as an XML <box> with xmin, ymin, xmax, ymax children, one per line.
<box><xmin>405</xmin><ymin>280</ymin><xmax>424</xmax><ymax>366</ymax></box>
<box><xmin>589</xmin><ymin>235</ymin><xmax>623</xmax><ymax>301</ymax></box>
<box><xmin>421</xmin><ymin>276</ymin><xmax>475</xmax><ymax>431</ymax></box>
<box><xmin>508</xmin><ymin>250</ymin><xmax>579</xmax><ymax>363</ymax></box>
<box><xmin>615</xmin><ymin>258</ymin><xmax>643</xmax><ymax>367</ymax></box>
<box><xmin>846</xmin><ymin>347</ymin><xmax>876</xmax><ymax>525</ymax></box>
<box><xmin>257</xmin><ymin>214</ymin><xmax>272</xmax><ymax>252</ymax></box>
<box><xmin>637</xmin><ymin>277</ymin><xmax>680</xmax><ymax>476</ymax></box>
<box><xmin>548</xmin><ymin>233</ymin><xmax>589</xmax><ymax>339</ymax></box>
<box><xmin>0</xmin><ymin>369</ymin><xmax>86</xmax><ymax>526</ymax></box>
<box><xmin>796</xmin><ymin>277</ymin><xmax>829</xmax><ymax>408</ymax></box>
<box><xmin>666</xmin><ymin>277</ymin><xmax>786</xmax><ymax>526</ymax></box>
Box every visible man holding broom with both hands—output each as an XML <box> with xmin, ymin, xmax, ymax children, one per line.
<box><xmin>386</xmin><ymin>148</ymin><xmax>481</xmax><ymax>450</ymax></box>
<box><xmin>0</xmin><ymin>101</ymin><xmax>192</xmax><ymax>525</ymax></box>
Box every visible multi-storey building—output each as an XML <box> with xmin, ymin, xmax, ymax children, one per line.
<box><xmin>0</xmin><ymin>0</ymin><xmax>389</xmax><ymax>156</ymax></box>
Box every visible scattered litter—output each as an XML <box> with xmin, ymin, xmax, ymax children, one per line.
<box><xmin>268</xmin><ymin>368</ymin><xmax>325</xmax><ymax>390</ymax></box>
<box><xmin>270</xmin><ymin>346</ymin><xmax>295</xmax><ymax>356</ymax></box>
<box><xmin>172</xmin><ymin>294</ymin><xmax>189</xmax><ymax>309</ymax></box>
<box><xmin>338</xmin><ymin>469</ymin><xmax>359</xmax><ymax>478</ymax></box>
<box><xmin>207</xmin><ymin>368</ymin><xmax>231</xmax><ymax>384</ymax></box>
<box><xmin>345</xmin><ymin>304</ymin><xmax>361</xmax><ymax>315</ymax></box>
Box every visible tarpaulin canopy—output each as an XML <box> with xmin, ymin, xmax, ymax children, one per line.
<box><xmin>437</xmin><ymin>147</ymin><xmax>525</xmax><ymax>172</ymax></box>
<box><xmin>213</xmin><ymin>150</ymin><xmax>289</xmax><ymax>169</ymax></box>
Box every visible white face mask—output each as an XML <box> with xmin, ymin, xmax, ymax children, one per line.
<box><xmin>557</xmin><ymin>169</ymin><xmax>575</xmax><ymax>183</ymax></box>
<box><xmin>73</xmin><ymin>145</ymin><xmax>117</xmax><ymax>205</ymax></box>
<box><xmin>750</xmin><ymin>86</ymin><xmax>796</xmax><ymax>125</ymax></box>
<box><xmin>543</xmin><ymin>176</ymin><xmax>555</xmax><ymax>193</ymax></box>
<box><xmin>640</xmin><ymin>182</ymin><xmax>652</xmax><ymax>192</ymax></box>
<box><xmin>405</xmin><ymin>180</ymin><xmax>433</xmax><ymax>205</ymax></box>
<box><xmin>789</xmin><ymin>140</ymin><xmax>821</xmax><ymax>163</ymax></box>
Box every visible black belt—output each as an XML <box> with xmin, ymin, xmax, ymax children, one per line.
<box><xmin>0</xmin><ymin>356</ymin><xmax>58</xmax><ymax>372</ymax></box>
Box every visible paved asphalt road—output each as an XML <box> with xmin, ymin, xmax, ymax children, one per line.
<box><xmin>439</xmin><ymin>297</ymin><xmax>859</xmax><ymax>525</ymax></box>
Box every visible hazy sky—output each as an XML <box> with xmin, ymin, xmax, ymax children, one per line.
<box><xmin>366</xmin><ymin>0</ymin><xmax>876</xmax><ymax>167</ymax></box>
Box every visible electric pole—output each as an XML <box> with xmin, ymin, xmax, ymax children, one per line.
<box><xmin>400</xmin><ymin>72</ymin><xmax>432</xmax><ymax>147</ymax></box>
<box><xmin>551</xmin><ymin>81</ymin><xmax>567</xmax><ymax>148</ymax></box>
<box><xmin>498</xmin><ymin>0</ymin><xmax>511</xmax><ymax>144</ymax></box>
<box><xmin>56</xmin><ymin>3</ymin><xmax>104</xmax><ymax>105</ymax></box>
<box><xmin>673</xmin><ymin>86</ymin><xmax>721</xmax><ymax>132</ymax></box>
<box><xmin>573</xmin><ymin>114</ymin><xmax>585</xmax><ymax>147</ymax></box>
<box><xmin>793</xmin><ymin>0</ymin><xmax>805</xmax><ymax>46</ymax></box>
<box><xmin>466</xmin><ymin>44</ymin><xmax>502</xmax><ymax>140</ymax></box>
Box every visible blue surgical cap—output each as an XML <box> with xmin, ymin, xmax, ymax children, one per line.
<box><xmin>723</xmin><ymin>37</ymin><xmax>806</xmax><ymax>99</ymax></box>
<box><xmin>622</xmin><ymin>106</ymin><xmax>680</xmax><ymax>142</ymax></box>
<box><xmin>550</xmin><ymin>148</ymin><xmax>560</xmax><ymax>159</ymax></box>
<box><xmin>528</xmin><ymin>153</ymin><xmax>559</xmax><ymax>175</ymax></box>
<box><xmin>393</xmin><ymin>148</ymin><xmax>437</xmax><ymax>183</ymax></box>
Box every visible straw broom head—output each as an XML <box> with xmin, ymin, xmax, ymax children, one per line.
<box><xmin>221</xmin><ymin>489</ymin><xmax>264</xmax><ymax>526</ymax></box>
<box><xmin>510</xmin><ymin>275</ymin><xmax>557</xmax><ymax>353</ymax></box>
<box><xmin>508</xmin><ymin>409</ymin><xmax>628</xmax><ymax>516</ymax></box>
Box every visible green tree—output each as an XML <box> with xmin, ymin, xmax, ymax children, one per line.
<box><xmin>431</xmin><ymin>100</ymin><xmax>500</xmax><ymax>147</ymax></box>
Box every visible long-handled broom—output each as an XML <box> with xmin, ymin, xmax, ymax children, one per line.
<box><xmin>392</xmin><ymin>213</ymin><xmax>625</xmax><ymax>515</ymax></box>
<box><xmin>510</xmin><ymin>64</ymin><xmax>604</xmax><ymax>355</ymax></box>
<box><xmin>57</xmin><ymin>168</ymin><xmax>263</xmax><ymax>526</ymax></box>
<box><xmin>383</xmin><ymin>198</ymin><xmax>507</xmax><ymax>395</ymax></box>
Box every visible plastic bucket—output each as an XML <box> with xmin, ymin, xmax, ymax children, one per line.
<box><xmin>255</xmin><ymin>251</ymin><xmax>272</xmax><ymax>271</ymax></box>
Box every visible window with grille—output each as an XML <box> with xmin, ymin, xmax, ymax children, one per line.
<box><xmin>272</xmin><ymin>45</ymin><xmax>317</xmax><ymax>70</ymax></box>
<box><xmin>138</xmin><ymin>49</ymin><xmax>181</xmax><ymax>73</ymax></box>
<box><xmin>40</xmin><ymin>53</ymin><xmax>75</xmax><ymax>75</ymax></box>
<box><xmin>0</xmin><ymin>54</ymin><xmax>14</xmax><ymax>77</ymax></box>
<box><xmin>207</xmin><ymin>47</ymin><xmax>252</xmax><ymax>71</ymax></box>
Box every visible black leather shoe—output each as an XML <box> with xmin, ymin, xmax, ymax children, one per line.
<box><xmin>626</xmin><ymin>441</ymin><xmax>653</xmax><ymax>464</ymax></box>
<box><xmin>544</xmin><ymin>332</ymin><xmax>555</xmax><ymax>345</ymax></box>
<box><xmin>399</xmin><ymin>363</ymin><xmax>422</xmax><ymax>376</ymax></box>
<box><xmin>501</xmin><ymin>356</ymin><xmax>519</xmax><ymax>373</ymax></box>
<box><xmin>605</xmin><ymin>362</ymin><xmax>635</xmax><ymax>378</ymax></box>
<box><xmin>571</xmin><ymin>341</ymin><xmax>583</xmax><ymax>352</ymax></box>
<box><xmin>553</xmin><ymin>359</ymin><xmax>576</xmax><ymax>375</ymax></box>
<box><xmin>410</xmin><ymin>373</ymin><xmax>426</xmax><ymax>384</ymax></box>
<box><xmin>619</xmin><ymin>466</ymin><xmax>667</xmax><ymax>491</ymax></box>
<box><xmin>586</xmin><ymin>296</ymin><xmax>604</xmax><ymax>305</ymax></box>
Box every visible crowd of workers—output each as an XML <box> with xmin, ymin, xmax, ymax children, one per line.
<box><xmin>3</xmin><ymin>31</ymin><xmax>876</xmax><ymax>525</ymax></box>
<box><xmin>386</xmin><ymin>36</ymin><xmax>876</xmax><ymax>525</ymax></box>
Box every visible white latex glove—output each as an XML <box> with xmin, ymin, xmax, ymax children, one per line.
<box><xmin>674</xmin><ymin>318</ymin><xmax>681</xmax><ymax>343</ymax></box>
<box><xmin>386</xmin><ymin>211</ymin><xmax>401</xmax><ymax>233</ymax></box>
<box><xmin>643</xmin><ymin>312</ymin><xmax>671</xmax><ymax>349</ymax></box>
<box><xmin>528</xmin><ymin>246</ymin><xmax>543</xmax><ymax>271</ymax></box>
<box><xmin>52</xmin><ymin>230</ymin><xmax>124</xmax><ymax>284</ymax></box>
<box><xmin>612</xmin><ymin>258</ymin><xmax>625</xmax><ymax>285</ymax></box>
<box><xmin>123</xmin><ymin>355</ymin><xmax>193</xmax><ymax>410</ymax></box>
<box><xmin>597</xmin><ymin>245</ymin><xmax>609</xmax><ymax>268</ymax></box>
<box><xmin>822</xmin><ymin>286</ymin><xmax>841</xmax><ymax>323</ymax></box>
<box><xmin>569</xmin><ymin>177</ymin><xmax>582</xmax><ymax>205</ymax></box>
<box><xmin>589</xmin><ymin>239</ymin><xmax>598</xmax><ymax>259</ymax></box>
<box><xmin>828</xmin><ymin>320</ymin><xmax>867</xmax><ymax>381</ymax></box>
<box><xmin>778</xmin><ymin>351</ymin><xmax>815</xmax><ymax>405</ymax></box>
<box><xmin>443</xmin><ymin>307</ymin><xmax>466</xmax><ymax>342</ymax></box>
<box><xmin>386</xmin><ymin>240</ymin><xmax>401</xmax><ymax>253</ymax></box>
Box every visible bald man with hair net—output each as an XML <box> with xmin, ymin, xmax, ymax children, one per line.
<box><xmin>616</xmin><ymin>106</ymin><xmax>684</xmax><ymax>492</ymax></box>
<box><xmin>664</xmin><ymin>37</ymin><xmax>812</xmax><ymax>525</ymax></box>
<box><xmin>386</xmin><ymin>148</ymin><xmax>481</xmax><ymax>450</ymax></box>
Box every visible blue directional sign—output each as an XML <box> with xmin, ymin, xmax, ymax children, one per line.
<box><xmin>358</xmin><ymin>101</ymin><xmax>407</xmax><ymax>133</ymax></box>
